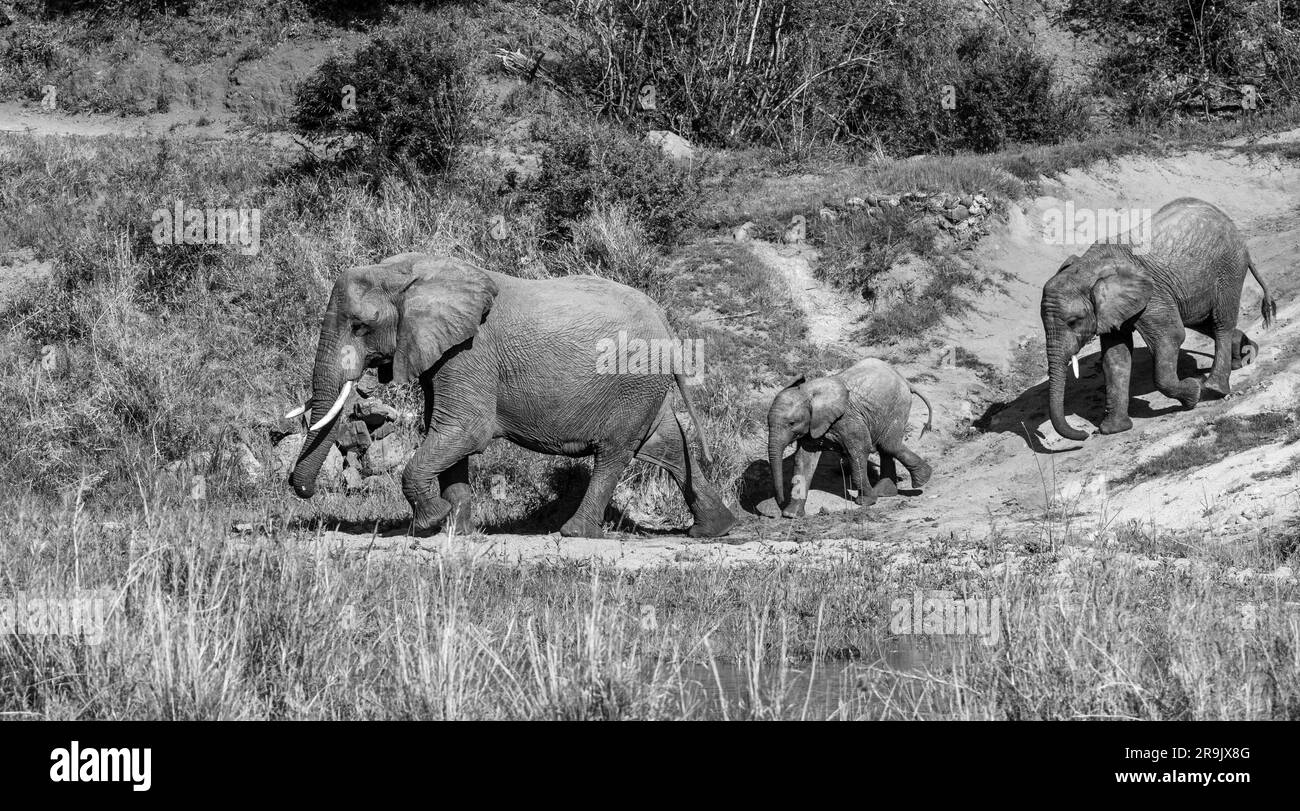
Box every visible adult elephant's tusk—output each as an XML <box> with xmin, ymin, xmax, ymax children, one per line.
<box><xmin>284</xmin><ymin>403</ymin><xmax>307</xmax><ymax>420</ymax></box>
<box><xmin>309</xmin><ymin>380</ymin><xmax>353</xmax><ymax>432</ymax></box>
<box><xmin>1071</xmin><ymin>353</ymin><xmax>1080</xmax><ymax>378</ymax></box>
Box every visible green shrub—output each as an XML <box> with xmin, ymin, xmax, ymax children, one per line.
<box><xmin>292</xmin><ymin>22</ymin><xmax>476</xmax><ymax>177</ymax></box>
<box><xmin>559</xmin><ymin>0</ymin><xmax>1087</xmax><ymax>154</ymax></box>
<box><xmin>531</xmin><ymin>119</ymin><xmax>701</xmax><ymax>245</ymax></box>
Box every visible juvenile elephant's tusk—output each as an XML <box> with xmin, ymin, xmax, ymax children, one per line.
<box><xmin>283</xmin><ymin>403</ymin><xmax>307</xmax><ymax>420</ymax></box>
<box><xmin>1071</xmin><ymin>354</ymin><xmax>1080</xmax><ymax>378</ymax></box>
<box><xmin>309</xmin><ymin>380</ymin><xmax>353</xmax><ymax>432</ymax></box>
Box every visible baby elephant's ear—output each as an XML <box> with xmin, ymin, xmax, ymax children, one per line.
<box><xmin>393</xmin><ymin>259</ymin><xmax>498</xmax><ymax>383</ymax></box>
<box><xmin>1091</xmin><ymin>263</ymin><xmax>1153</xmax><ymax>333</ymax></box>
<box><xmin>808</xmin><ymin>378</ymin><xmax>848</xmax><ymax>439</ymax></box>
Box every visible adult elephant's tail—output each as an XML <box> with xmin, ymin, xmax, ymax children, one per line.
<box><xmin>674</xmin><ymin>373</ymin><xmax>714</xmax><ymax>468</ymax></box>
<box><xmin>909</xmin><ymin>384</ymin><xmax>934</xmax><ymax>439</ymax></box>
<box><xmin>1249</xmin><ymin>259</ymin><xmax>1277</xmax><ymax>328</ymax></box>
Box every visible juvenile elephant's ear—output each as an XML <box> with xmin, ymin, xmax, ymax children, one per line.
<box><xmin>808</xmin><ymin>378</ymin><xmax>849</xmax><ymax>439</ymax></box>
<box><xmin>1091</xmin><ymin>262</ymin><xmax>1153</xmax><ymax>333</ymax></box>
<box><xmin>392</xmin><ymin>259</ymin><xmax>498</xmax><ymax>383</ymax></box>
<box><xmin>782</xmin><ymin>374</ymin><xmax>806</xmax><ymax>390</ymax></box>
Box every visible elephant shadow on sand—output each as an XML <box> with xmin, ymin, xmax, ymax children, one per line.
<box><xmin>975</xmin><ymin>345</ymin><xmax>1214</xmax><ymax>453</ymax></box>
<box><xmin>737</xmin><ymin>451</ymin><xmax>910</xmax><ymax>516</ymax></box>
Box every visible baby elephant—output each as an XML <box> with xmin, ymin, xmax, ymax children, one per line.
<box><xmin>768</xmin><ymin>358</ymin><xmax>933</xmax><ymax>518</ymax></box>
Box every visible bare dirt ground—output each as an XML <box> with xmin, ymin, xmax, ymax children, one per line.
<box><xmin>6</xmin><ymin>103</ymin><xmax>1299</xmax><ymax>570</ymax></box>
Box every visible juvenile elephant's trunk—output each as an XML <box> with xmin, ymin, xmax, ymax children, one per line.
<box><xmin>290</xmin><ymin>314</ymin><xmax>351</xmax><ymax>498</ymax></box>
<box><xmin>1046</xmin><ymin>332</ymin><xmax>1088</xmax><ymax>442</ymax></box>
<box><xmin>769</xmin><ymin>430</ymin><xmax>791</xmax><ymax>506</ymax></box>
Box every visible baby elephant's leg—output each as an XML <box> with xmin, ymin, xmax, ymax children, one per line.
<box><xmin>874</xmin><ymin>453</ymin><xmax>899</xmax><ymax>497</ymax></box>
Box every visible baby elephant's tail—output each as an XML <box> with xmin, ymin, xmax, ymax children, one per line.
<box><xmin>1249</xmin><ymin>259</ymin><xmax>1277</xmax><ymax>328</ymax></box>
<box><xmin>910</xmin><ymin>385</ymin><xmax>934</xmax><ymax>439</ymax></box>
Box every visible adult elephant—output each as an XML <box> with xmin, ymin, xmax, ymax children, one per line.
<box><xmin>1041</xmin><ymin>197</ymin><xmax>1275</xmax><ymax>441</ymax></box>
<box><xmin>286</xmin><ymin>252</ymin><xmax>735</xmax><ymax>539</ymax></box>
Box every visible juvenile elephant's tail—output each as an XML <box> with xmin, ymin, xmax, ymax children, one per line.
<box><xmin>674</xmin><ymin>373</ymin><xmax>714</xmax><ymax>469</ymax></box>
<box><xmin>909</xmin><ymin>385</ymin><xmax>934</xmax><ymax>439</ymax></box>
<box><xmin>1249</xmin><ymin>259</ymin><xmax>1277</xmax><ymax>328</ymax></box>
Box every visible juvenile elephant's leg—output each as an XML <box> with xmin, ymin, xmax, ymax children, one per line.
<box><xmin>634</xmin><ymin>406</ymin><xmax>735</xmax><ymax>537</ymax></box>
<box><xmin>1141</xmin><ymin>320</ymin><xmax>1200</xmax><ymax>409</ymax></box>
<box><xmin>561</xmin><ymin>445</ymin><xmax>634</xmax><ymax>539</ymax></box>
<box><xmin>834</xmin><ymin>417</ymin><xmax>877</xmax><ymax>507</ymax></box>
<box><xmin>874</xmin><ymin>453</ymin><xmax>899</xmax><ymax>497</ymax></box>
<box><xmin>1098</xmin><ymin>331</ymin><xmax>1134</xmax><ymax>434</ymax></box>
<box><xmin>402</xmin><ymin>425</ymin><xmax>489</xmax><ymax>534</ymax></box>
<box><xmin>879</xmin><ymin>436</ymin><xmax>931</xmax><ymax>490</ymax></box>
<box><xmin>782</xmin><ymin>445</ymin><xmax>823</xmax><ymax>518</ymax></box>
<box><xmin>1204</xmin><ymin>283</ymin><xmax>1244</xmax><ymax>396</ymax></box>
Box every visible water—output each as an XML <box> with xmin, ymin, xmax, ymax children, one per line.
<box><xmin>653</xmin><ymin>635</ymin><xmax>961</xmax><ymax>720</ymax></box>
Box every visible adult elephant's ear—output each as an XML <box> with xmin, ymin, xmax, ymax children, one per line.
<box><xmin>392</xmin><ymin>259</ymin><xmax>498</xmax><ymax>383</ymax></box>
<box><xmin>808</xmin><ymin>378</ymin><xmax>849</xmax><ymax>439</ymax></box>
<box><xmin>1091</xmin><ymin>263</ymin><xmax>1152</xmax><ymax>333</ymax></box>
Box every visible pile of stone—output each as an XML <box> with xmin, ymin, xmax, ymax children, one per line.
<box><xmin>271</xmin><ymin>381</ymin><xmax>418</xmax><ymax>491</ymax></box>
<box><xmin>733</xmin><ymin>190</ymin><xmax>995</xmax><ymax>246</ymax></box>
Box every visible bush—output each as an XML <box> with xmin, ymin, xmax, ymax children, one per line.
<box><xmin>531</xmin><ymin>119</ymin><xmax>701</xmax><ymax>246</ymax></box>
<box><xmin>292</xmin><ymin>22</ymin><xmax>476</xmax><ymax>177</ymax></box>
<box><xmin>558</xmin><ymin>0</ymin><xmax>1087</xmax><ymax>154</ymax></box>
<box><xmin>1061</xmin><ymin>0</ymin><xmax>1300</xmax><ymax>124</ymax></box>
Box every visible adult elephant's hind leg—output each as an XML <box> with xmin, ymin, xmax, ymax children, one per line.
<box><xmin>561</xmin><ymin>444</ymin><xmax>633</xmax><ymax>539</ymax></box>
<box><xmin>634</xmin><ymin>404</ymin><xmax>735</xmax><ymax>537</ymax></box>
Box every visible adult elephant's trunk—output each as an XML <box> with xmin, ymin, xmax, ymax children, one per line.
<box><xmin>1046</xmin><ymin>330</ymin><xmax>1088</xmax><ymax>442</ymax></box>
<box><xmin>290</xmin><ymin>313</ymin><xmax>354</xmax><ymax>498</ymax></box>
<box><xmin>769</xmin><ymin>429</ymin><xmax>792</xmax><ymax>505</ymax></box>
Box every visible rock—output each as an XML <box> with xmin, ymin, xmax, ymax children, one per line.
<box><xmin>343</xmin><ymin>465</ymin><xmax>365</xmax><ymax>492</ymax></box>
<box><xmin>371</xmin><ymin>421</ymin><xmax>397</xmax><ymax>440</ymax></box>
<box><xmin>864</xmin><ymin>194</ymin><xmax>879</xmax><ymax>206</ymax></box>
<box><xmin>845</xmin><ymin>196</ymin><xmax>866</xmax><ymax>208</ymax></box>
<box><xmin>782</xmin><ymin>214</ymin><xmax>807</xmax><ymax>244</ymax></box>
<box><xmin>321</xmin><ymin>445</ymin><xmax>344</xmax><ymax>483</ymax></box>
<box><xmin>361</xmin><ymin>434</ymin><xmax>410</xmax><ymax>476</ymax></box>
<box><xmin>818</xmin><ymin>206</ymin><xmax>838</xmax><ymax>223</ymax></box>
<box><xmin>645</xmin><ymin>130</ymin><xmax>694</xmax><ymax>162</ymax></box>
<box><xmin>232</xmin><ymin>441</ymin><xmax>262</xmax><ymax>481</ymax></box>
<box><xmin>945</xmin><ymin>205</ymin><xmax>970</xmax><ymax>223</ymax></box>
<box><xmin>356</xmin><ymin>398</ymin><xmax>399</xmax><ymax>424</ymax></box>
<box><xmin>272</xmin><ymin>434</ymin><xmax>305</xmax><ymax>476</ymax></box>
<box><xmin>958</xmin><ymin>196</ymin><xmax>974</xmax><ymax>208</ymax></box>
<box><xmin>733</xmin><ymin>221</ymin><xmax>757</xmax><ymax>242</ymax></box>
<box><xmin>337</xmin><ymin>419</ymin><xmax>372</xmax><ymax>453</ymax></box>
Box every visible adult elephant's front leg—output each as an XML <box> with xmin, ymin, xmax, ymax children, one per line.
<box><xmin>1098</xmin><ymin>331</ymin><xmax>1135</xmax><ymax>434</ymax></box>
<box><xmin>402</xmin><ymin>425</ymin><xmax>487</xmax><ymax>535</ymax></box>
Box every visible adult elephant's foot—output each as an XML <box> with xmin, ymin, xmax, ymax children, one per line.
<box><xmin>441</xmin><ymin>483</ymin><xmax>476</xmax><ymax>535</ymax></box>
<box><xmin>688</xmin><ymin>505</ymin><xmax>735</xmax><ymax>538</ymax></box>
<box><xmin>873</xmin><ymin>478</ymin><xmax>899</xmax><ymax>497</ymax></box>
<box><xmin>560</xmin><ymin>516</ymin><xmax>605</xmax><ymax>539</ymax></box>
<box><xmin>1098</xmin><ymin>414</ymin><xmax>1133</xmax><ymax>434</ymax></box>
<box><xmin>855</xmin><ymin>490</ymin><xmax>877</xmax><ymax>507</ymax></box>
<box><xmin>780</xmin><ymin>499</ymin><xmax>806</xmax><ymax>519</ymax></box>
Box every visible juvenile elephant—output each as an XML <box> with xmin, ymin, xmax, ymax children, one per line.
<box><xmin>286</xmin><ymin>252</ymin><xmax>735</xmax><ymax>539</ymax></box>
<box><xmin>1042</xmin><ymin>197</ymin><xmax>1276</xmax><ymax>440</ymax></box>
<box><xmin>767</xmin><ymin>358</ymin><xmax>933</xmax><ymax>518</ymax></box>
